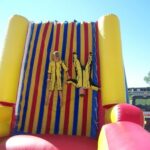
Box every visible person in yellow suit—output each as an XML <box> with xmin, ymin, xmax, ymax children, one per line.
<box><xmin>67</xmin><ymin>52</ymin><xmax>99</xmax><ymax>96</ymax></box>
<box><xmin>45</xmin><ymin>51</ymin><xmax>69</xmax><ymax>106</ymax></box>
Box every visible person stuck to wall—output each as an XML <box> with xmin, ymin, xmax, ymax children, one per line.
<box><xmin>45</xmin><ymin>51</ymin><xmax>70</xmax><ymax>107</ymax></box>
<box><xmin>67</xmin><ymin>52</ymin><xmax>99</xmax><ymax>96</ymax></box>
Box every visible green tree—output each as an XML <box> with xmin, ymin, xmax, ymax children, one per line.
<box><xmin>144</xmin><ymin>72</ymin><xmax>150</xmax><ymax>86</ymax></box>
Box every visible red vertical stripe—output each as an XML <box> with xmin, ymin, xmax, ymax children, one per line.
<box><xmin>28</xmin><ymin>23</ymin><xmax>49</xmax><ymax>132</ymax></box>
<box><xmin>10</xmin><ymin>106</ymin><xmax>15</xmax><ymax>135</ymax></box>
<box><xmin>45</xmin><ymin>92</ymin><xmax>54</xmax><ymax>133</ymax></box>
<box><xmin>54</xmin><ymin>23</ymin><xmax>61</xmax><ymax>51</ymax></box>
<box><xmin>81</xmin><ymin>22</ymin><xmax>89</xmax><ymax>136</ymax></box>
<box><xmin>96</xmin><ymin>22</ymin><xmax>103</xmax><ymax>132</ymax></box>
<box><xmin>84</xmin><ymin>22</ymin><xmax>89</xmax><ymax>63</ymax></box>
<box><xmin>63</xmin><ymin>22</ymin><xmax>75</xmax><ymax>134</ymax></box>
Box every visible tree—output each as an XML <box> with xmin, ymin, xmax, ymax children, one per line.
<box><xmin>144</xmin><ymin>72</ymin><xmax>150</xmax><ymax>86</ymax></box>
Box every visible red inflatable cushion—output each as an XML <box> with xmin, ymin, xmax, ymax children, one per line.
<box><xmin>0</xmin><ymin>134</ymin><xmax>97</xmax><ymax>150</ymax></box>
<box><xmin>0</xmin><ymin>135</ymin><xmax>57</xmax><ymax>150</ymax></box>
<box><xmin>116</xmin><ymin>104</ymin><xmax>144</xmax><ymax>126</ymax></box>
<box><xmin>101</xmin><ymin>121</ymin><xmax>150</xmax><ymax>150</ymax></box>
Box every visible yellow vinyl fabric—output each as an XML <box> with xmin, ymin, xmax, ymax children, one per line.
<box><xmin>0</xmin><ymin>15</ymin><xmax>28</xmax><ymax>137</ymax></box>
<box><xmin>98</xmin><ymin>14</ymin><xmax>126</xmax><ymax>106</ymax></box>
<box><xmin>0</xmin><ymin>122</ymin><xmax>11</xmax><ymax>137</ymax></box>
<box><xmin>98</xmin><ymin>126</ymin><xmax>109</xmax><ymax>150</ymax></box>
<box><xmin>0</xmin><ymin>105</ymin><xmax>13</xmax><ymax>137</ymax></box>
<box><xmin>104</xmin><ymin>106</ymin><xmax>119</xmax><ymax>124</ymax></box>
<box><xmin>0</xmin><ymin>15</ymin><xmax>29</xmax><ymax>103</ymax></box>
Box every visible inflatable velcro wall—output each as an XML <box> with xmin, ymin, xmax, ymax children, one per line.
<box><xmin>0</xmin><ymin>14</ymin><xmax>127</xmax><ymax>138</ymax></box>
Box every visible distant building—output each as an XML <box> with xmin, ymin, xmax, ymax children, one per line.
<box><xmin>128</xmin><ymin>87</ymin><xmax>150</xmax><ymax>131</ymax></box>
<box><xmin>128</xmin><ymin>87</ymin><xmax>150</xmax><ymax>96</ymax></box>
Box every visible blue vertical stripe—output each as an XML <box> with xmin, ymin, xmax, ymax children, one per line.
<box><xmin>91</xmin><ymin>22</ymin><xmax>98</xmax><ymax>137</ymax></box>
<box><xmin>61</xmin><ymin>22</ymin><xmax>68</xmax><ymax>60</ymax></box>
<box><xmin>54</xmin><ymin>22</ymin><xmax>68</xmax><ymax>134</ymax></box>
<box><xmin>17</xmin><ymin>23</ymin><xmax>35</xmax><ymax>132</ymax></box>
<box><xmin>72</xmin><ymin>22</ymin><xmax>80</xmax><ymax>135</ymax></box>
<box><xmin>54</xmin><ymin>95</ymin><xmax>61</xmax><ymax>134</ymax></box>
<box><xmin>20</xmin><ymin>23</ymin><xmax>42</xmax><ymax>131</ymax></box>
<box><xmin>36</xmin><ymin>24</ymin><xmax>54</xmax><ymax>133</ymax></box>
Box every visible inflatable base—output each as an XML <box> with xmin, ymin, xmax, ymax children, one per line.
<box><xmin>0</xmin><ymin>134</ymin><xmax>97</xmax><ymax>150</ymax></box>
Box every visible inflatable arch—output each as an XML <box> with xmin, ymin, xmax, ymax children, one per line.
<box><xmin>0</xmin><ymin>14</ymin><xmax>150</xmax><ymax>150</ymax></box>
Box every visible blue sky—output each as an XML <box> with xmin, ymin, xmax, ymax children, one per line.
<box><xmin>0</xmin><ymin>0</ymin><xmax>150</xmax><ymax>87</ymax></box>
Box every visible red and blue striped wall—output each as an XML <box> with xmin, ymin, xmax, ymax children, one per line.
<box><xmin>17</xmin><ymin>21</ymin><xmax>101</xmax><ymax>138</ymax></box>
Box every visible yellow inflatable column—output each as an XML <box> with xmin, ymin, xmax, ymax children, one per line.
<box><xmin>0</xmin><ymin>15</ymin><xmax>28</xmax><ymax>137</ymax></box>
<box><xmin>0</xmin><ymin>103</ymin><xmax>14</xmax><ymax>137</ymax></box>
<box><xmin>0</xmin><ymin>15</ymin><xmax>28</xmax><ymax>103</ymax></box>
<box><xmin>98</xmin><ymin>14</ymin><xmax>126</xmax><ymax>106</ymax></box>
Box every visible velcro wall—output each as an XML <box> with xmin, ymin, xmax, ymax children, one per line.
<box><xmin>0</xmin><ymin>14</ymin><xmax>127</xmax><ymax>138</ymax></box>
<box><xmin>16</xmin><ymin>21</ymin><xmax>101</xmax><ymax>138</ymax></box>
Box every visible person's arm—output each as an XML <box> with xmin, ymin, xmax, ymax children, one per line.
<box><xmin>66</xmin><ymin>71</ymin><xmax>70</xmax><ymax>79</ymax></box>
<box><xmin>87</xmin><ymin>52</ymin><xmax>92</xmax><ymax>66</ymax></box>
<box><xmin>73</xmin><ymin>52</ymin><xmax>79</xmax><ymax>63</ymax></box>
<box><xmin>47</xmin><ymin>73</ymin><xmax>51</xmax><ymax>81</ymax></box>
<box><xmin>47</xmin><ymin>62</ymin><xmax>52</xmax><ymax>81</ymax></box>
<box><xmin>62</xmin><ymin>61</ymin><xmax>70</xmax><ymax>79</ymax></box>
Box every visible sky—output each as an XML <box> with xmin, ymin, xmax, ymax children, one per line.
<box><xmin>0</xmin><ymin>0</ymin><xmax>150</xmax><ymax>87</ymax></box>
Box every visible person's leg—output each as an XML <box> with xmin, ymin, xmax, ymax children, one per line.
<box><xmin>56</xmin><ymin>76</ymin><xmax>63</xmax><ymax>107</ymax></box>
<box><xmin>73</xmin><ymin>53</ymin><xmax>82</xmax><ymax>87</ymax></box>
<box><xmin>45</xmin><ymin>91</ymin><xmax>52</xmax><ymax>105</ymax></box>
<box><xmin>84</xmin><ymin>53</ymin><xmax>92</xmax><ymax>88</ymax></box>
<box><xmin>58</xmin><ymin>90</ymin><xmax>63</xmax><ymax>107</ymax></box>
<box><xmin>46</xmin><ymin>73</ymin><xmax>55</xmax><ymax>105</ymax></box>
